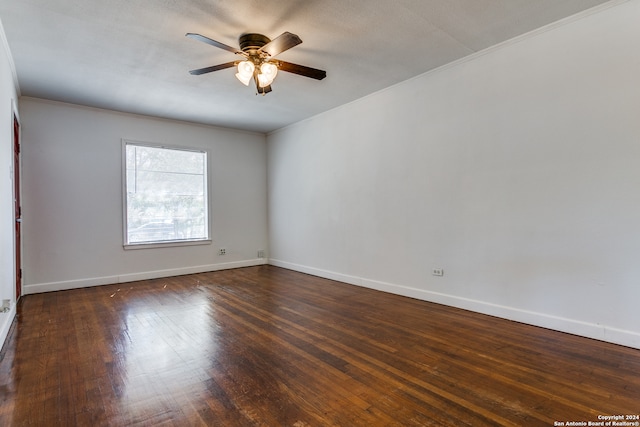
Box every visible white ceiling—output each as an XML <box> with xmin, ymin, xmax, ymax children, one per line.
<box><xmin>0</xmin><ymin>0</ymin><xmax>612</xmax><ymax>133</ymax></box>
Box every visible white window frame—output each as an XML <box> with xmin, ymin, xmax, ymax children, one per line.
<box><xmin>122</xmin><ymin>139</ymin><xmax>212</xmax><ymax>250</ymax></box>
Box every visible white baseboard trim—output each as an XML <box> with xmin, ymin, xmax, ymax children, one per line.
<box><xmin>23</xmin><ymin>259</ymin><xmax>268</xmax><ymax>295</ymax></box>
<box><xmin>269</xmin><ymin>259</ymin><xmax>640</xmax><ymax>350</ymax></box>
<box><xmin>0</xmin><ymin>305</ymin><xmax>16</xmax><ymax>351</ymax></box>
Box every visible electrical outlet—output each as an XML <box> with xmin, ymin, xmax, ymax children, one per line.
<box><xmin>432</xmin><ymin>268</ymin><xmax>444</xmax><ymax>276</ymax></box>
<box><xmin>257</xmin><ymin>250</ymin><xmax>265</xmax><ymax>258</ymax></box>
<box><xmin>218</xmin><ymin>248</ymin><xmax>226</xmax><ymax>256</ymax></box>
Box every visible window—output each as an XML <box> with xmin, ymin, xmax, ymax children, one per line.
<box><xmin>124</xmin><ymin>141</ymin><xmax>209</xmax><ymax>247</ymax></box>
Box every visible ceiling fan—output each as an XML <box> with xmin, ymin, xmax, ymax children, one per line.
<box><xmin>186</xmin><ymin>31</ymin><xmax>327</xmax><ymax>94</ymax></box>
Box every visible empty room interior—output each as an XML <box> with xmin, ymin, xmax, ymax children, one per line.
<box><xmin>1</xmin><ymin>0</ymin><xmax>639</xmax><ymax>425</ymax></box>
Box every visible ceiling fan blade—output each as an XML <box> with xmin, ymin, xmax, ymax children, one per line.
<box><xmin>189</xmin><ymin>62</ymin><xmax>237</xmax><ymax>75</ymax></box>
<box><xmin>259</xmin><ymin>32</ymin><xmax>302</xmax><ymax>57</ymax></box>
<box><xmin>277</xmin><ymin>61</ymin><xmax>327</xmax><ymax>80</ymax></box>
<box><xmin>186</xmin><ymin>33</ymin><xmax>242</xmax><ymax>54</ymax></box>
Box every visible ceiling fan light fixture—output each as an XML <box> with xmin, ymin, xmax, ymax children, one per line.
<box><xmin>257</xmin><ymin>62</ymin><xmax>278</xmax><ymax>88</ymax></box>
<box><xmin>187</xmin><ymin>31</ymin><xmax>326</xmax><ymax>94</ymax></box>
<box><xmin>257</xmin><ymin>73</ymin><xmax>272</xmax><ymax>88</ymax></box>
<box><xmin>235</xmin><ymin>60</ymin><xmax>255</xmax><ymax>86</ymax></box>
<box><xmin>261</xmin><ymin>62</ymin><xmax>278</xmax><ymax>78</ymax></box>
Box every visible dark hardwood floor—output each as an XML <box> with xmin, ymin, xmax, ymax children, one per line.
<box><xmin>1</xmin><ymin>266</ymin><xmax>638</xmax><ymax>426</ymax></box>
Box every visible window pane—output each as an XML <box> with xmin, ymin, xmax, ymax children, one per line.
<box><xmin>125</xmin><ymin>143</ymin><xmax>208</xmax><ymax>244</ymax></box>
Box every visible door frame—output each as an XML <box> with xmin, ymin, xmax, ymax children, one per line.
<box><xmin>12</xmin><ymin>102</ymin><xmax>21</xmax><ymax>301</ymax></box>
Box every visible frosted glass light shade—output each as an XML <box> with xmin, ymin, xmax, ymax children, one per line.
<box><xmin>260</xmin><ymin>62</ymin><xmax>278</xmax><ymax>84</ymax></box>
<box><xmin>258</xmin><ymin>62</ymin><xmax>278</xmax><ymax>87</ymax></box>
<box><xmin>235</xmin><ymin>61</ymin><xmax>255</xmax><ymax>86</ymax></box>
<box><xmin>261</xmin><ymin>62</ymin><xmax>278</xmax><ymax>78</ymax></box>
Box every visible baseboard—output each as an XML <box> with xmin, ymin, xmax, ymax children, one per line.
<box><xmin>0</xmin><ymin>305</ymin><xmax>16</xmax><ymax>352</ymax></box>
<box><xmin>23</xmin><ymin>259</ymin><xmax>268</xmax><ymax>295</ymax></box>
<box><xmin>269</xmin><ymin>259</ymin><xmax>640</xmax><ymax>350</ymax></box>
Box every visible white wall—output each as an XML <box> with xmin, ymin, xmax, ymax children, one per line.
<box><xmin>0</xmin><ymin>17</ymin><xmax>19</xmax><ymax>347</ymax></box>
<box><xmin>267</xmin><ymin>0</ymin><xmax>640</xmax><ymax>348</ymax></box>
<box><xmin>20</xmin><ymin>98</ymin><xmax>268</xmax><ymax>293</ymax></box>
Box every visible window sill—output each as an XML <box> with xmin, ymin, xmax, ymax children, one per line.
<box><xmin>123</xmin><ymin>239</ymin><xmax>212</xmax><ymax>250</ymax></box>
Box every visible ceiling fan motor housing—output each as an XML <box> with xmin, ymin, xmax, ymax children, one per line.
<box><xmin>239</xmin><ymin>33</ymin><xmax>271</xmax><ymax>53</ymax></box>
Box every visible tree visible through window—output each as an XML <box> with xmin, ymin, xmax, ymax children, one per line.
<box><xmin>124</xmin><ymin>142</ymin><xmax>208</xmax><ymax>245</ymax></box>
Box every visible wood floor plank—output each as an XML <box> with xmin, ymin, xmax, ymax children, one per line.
<box><xmin>1</xmin><ymin>265</ymin><xmax>639</xmax><ymax>426</ymax></box>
